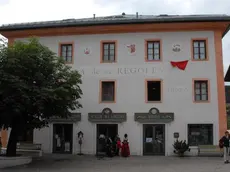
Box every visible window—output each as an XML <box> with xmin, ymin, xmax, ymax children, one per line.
<box><xmin>188</xmin><ymin>124</ymin><xmax>213</xmax><ymax>146</ymax></box>
<box><xmin>59</xmin><ymin>43</ymin><xmax>73</xmax><ymax>63</ymax></box>
<box><xmin>145</xmin><ymin>40</ymin><xmax>161</xmax><ymax>61</ymax></box>
<box><xmin>192</xmin><ymin>39</ymin><xmax>207</xmax><ymax>60</ymax></box>
<box><xmin>101</xmin><ymin>41</ymin><xmax>116</xmax><ymax>63</ymax></box>
<box><xmin>194</xmin><ymin>80</ymin><xmax>209</xmax><ymax>102</ymax></box>
<box><xmin>146</xmin><ymin>80</ymin><xmax>162</xmax><ymax>102</ymax></box>
<box><xmin>100</xmin><ymin>81</ymin><xmax>116</xmax><ymax>102</ymax></box>
<box><xmin>225</xmin><ymin>86</ymin><xmax>230</xmax><ymax>104</ymax></box>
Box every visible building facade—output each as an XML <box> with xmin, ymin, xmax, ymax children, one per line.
<box><xmin>0</xmin><ymin>14</ymin><xmax>229</xmax><ymax>156</ymax></box>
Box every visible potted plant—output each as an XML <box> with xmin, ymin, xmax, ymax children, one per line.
<box><xmin>173</xmin><ymin>140</ymin><xmax>190</xmax><ymax>157</ymax></box>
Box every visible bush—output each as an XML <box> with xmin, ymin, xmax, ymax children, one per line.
<box><xmin>173</xmin><ymin>140</ymin><xmax>190</xmax><ymax>157</ymax></box>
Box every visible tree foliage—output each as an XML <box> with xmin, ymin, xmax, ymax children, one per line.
<box><xmin>0</xmin><ymin>38</ymin><xmax>82</xmax><ymax>156</ymax></box>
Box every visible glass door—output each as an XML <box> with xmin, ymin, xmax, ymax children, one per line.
<box><xmin>96</xmin><ymin>124</ymin><xmax>118</xmax><ymax>154</ymax></box>
<box><xmin>53</xmin><ymin>124</ymin><xmax>73</xmax><ymax>154</ymax></box>
<box><xmin>143</xmin><ymin>124</ymin><xmax>165</xmax><ymax>155</ymax></box>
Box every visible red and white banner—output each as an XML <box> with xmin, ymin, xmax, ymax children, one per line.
<box><xmin>170</xmin><ymin>60</ymin><xmax>189</xmax><ymax>70</ymax></box>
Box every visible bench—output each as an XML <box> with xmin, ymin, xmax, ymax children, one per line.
<box><xmin>16</xmin><ymin>143</ymin><xmax>42</xmax><ymax>157</ymax></box>
<box><xmin>198</xmin><ymin>145</ymin><xmax>223</xmax><ymax>157</ymax></box>
<box><xmin>1</xmin><ymin>143</ymin><xmax>42</xmax><ymax>157</ymax></box>
<box><xmin>0</xmin><ymin>147</ymin><xmax>6</xmax><ymax>155</ymax></box>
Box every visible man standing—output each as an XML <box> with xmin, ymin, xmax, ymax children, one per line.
<box><xmin>97</xmin><ymin>134</ymin><xmax>106</xmax><ymax>159</ymax></box>
<box><xmin>220</xmin><ymin>131</ymin><xmax>230</xmax><ymax>163</ymax></box>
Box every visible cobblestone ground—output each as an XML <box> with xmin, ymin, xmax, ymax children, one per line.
<box><xmin>1</xmin><ymin>154</ymin><xmax>230</xmax><ymax>172</ymax></box>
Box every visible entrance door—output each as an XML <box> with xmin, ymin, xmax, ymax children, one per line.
<box><xmin>53</xmin><ymin>124</ymin><xmax>73</xmax><ymax>154</ymax></box>
<box><xmin>96</xmin><ymin>124</ymin><xmax>118</xmax><ymax>153</ymax></box>
<box><xmin>143</xmin><ymin>124</ymin><xmax>165</xmax><ymax>155</ymax></box>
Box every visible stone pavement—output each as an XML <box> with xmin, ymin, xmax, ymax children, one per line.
<box><xmin>1</xmin><ymin>154</ymin><xmax>230</xmax><ymax>172</ymax></box>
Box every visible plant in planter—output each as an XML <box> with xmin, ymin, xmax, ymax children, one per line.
<box><xmin>173</xmin><ymin>140</ymin><xmax>190</xmax><ymax>157</ymax></box>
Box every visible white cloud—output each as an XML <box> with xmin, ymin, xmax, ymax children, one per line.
<box><xmin>0</xmin><ymin>0</ymin><xmax>117</xmax><ymax>24</ymax></box>
<box><xmin>0</xmin><ymin>0</ymin><xmax>230</xmax><ymax>75</ymax></box>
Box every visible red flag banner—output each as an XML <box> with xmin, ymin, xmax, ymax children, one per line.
<box><xmin>170</xmin><ymin>60</ymin><xmax>189</xmax><ymax>70</ymax></box>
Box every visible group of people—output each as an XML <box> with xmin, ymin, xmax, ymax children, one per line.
<box><xmin>219</xmin><ymin>131</ymin><xmax>230</xmax><ymax>163</ymax></box>
<box><xmin>115</xmin><ymin>134</ymin><xmax>130</xmax><ymax>157</ymax></box>
<box><xmin>97</xmin><ymin>133</ymin><xmax>130</xmax><ymax>158</ymax></box>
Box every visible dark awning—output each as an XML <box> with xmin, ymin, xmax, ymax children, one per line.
<box><xmin>48</xmin><ymin>113</ymin><xmax>81</xmax><ymax>123</ymax></box>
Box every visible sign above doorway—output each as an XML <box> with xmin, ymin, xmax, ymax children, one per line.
<box><xmin>88</xmin><ymin>108</ymin><xmax>127</xmax><ymax>123</ymax></box>
<box><xmin>134</xmin><ymin>108</ymin><xmax>174</xmax><ymax>123</ymax></box>
<box><xmin>48</xmin><ymin>113</ymin><xmax>81</xmax><ymax>123</ymax></box>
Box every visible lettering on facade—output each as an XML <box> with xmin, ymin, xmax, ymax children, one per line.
<box><xmin>78</xmin><ymin>69</ymin><xmax>85</xmax><ymax>75</ymax></box>
<box><xmin>135</xmin><ymin>107</ymin><xmax>174</xmax><ymax>123</ymax></box>
<box><xmin>88</xmin><ymin>108</ymin><xmax>127</xmax><ymax>122</ymax></box>
<box><xmin>49</xmin><ymin>113</ymin><xmax>81</xmax><ymax>123</ymax></box>
<box><xmin>88</xmin><ymin>113</ymin><xmax>127</xmax><ymax>122</ymax></box>
<box><xmin>167</xmin><ymin>87</ymin><xmax>189</xmax><ymax>93</ymax></box>
<box><xmin>76</xmin><ymin>66</ymin><xmax>163</xmax><ymax>77</ymax></box>
<box><xmin>117</xmin><ymin>67</ymin><xmax>148</xmax><ymax>75</ymax></box>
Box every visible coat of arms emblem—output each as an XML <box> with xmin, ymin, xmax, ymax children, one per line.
<box><xmin>127</xmin><ymin>44</ymin><xmax>136</xmax><ymax>54</ymax></box>
<box><xmin>84</xmin><ymin>48</ymin><xmax>90</xmax><ymax>55</ymax></box>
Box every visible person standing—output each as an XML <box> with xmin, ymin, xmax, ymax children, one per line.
<box><xmin>97</xmin><ymin>134</ymin><xmax>106</xmax><ymax>159</ymax></box>
<box><xmin>106</xmin><ymin>137</ymin><xmax>113</xmax><ymax>157</ymax></box>
<box><xmin>121</xmin><ymin>134</ymin><xmax>130</xmax><ymax>157</ymax></box>
<box><xmin>219</xmin><ymin>131</ymin><xmax>230</xmax><ymax>163</ymax></box>
<box><xmin>114</xmin><ymin>135</ymin><xmax>121</xmax><ymax>156</ymax></box>
<box><xmin>116</xmin><ymin>137</ymin><xmax>122</xmax><ymax>156</ymax></box>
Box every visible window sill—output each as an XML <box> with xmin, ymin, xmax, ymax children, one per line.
<box><xmin>191</xmin><ymin>59</ymin><xmax>208</xmax><ymax>61</ymax></box>
<box><xmin>193</xmin><ymin>100</ymin><xmax>210</xmax><ymax>103</ymax></box>
<box><xmin>65</xmin><ymin>62</ymin><xmax>74</xmax><ymax>65</ymax></box>
<box><xmin>100</xmin><ymin>101</ymin><xmax>116</xmax><ymax>104</ymax></box>
<box><xmin>145</xmin><ymin>59</ymin><xmax>162</xmax><ymax>62</ymax></box>
<box><xmin>100</xmin><ymin>61</ymin><xmax>117</xmax><ymax>64</ymax></box>
<box><xmin>146</xmin><ymin>101</ymin><xmax>162</xmax><ymax>103</ymax></box>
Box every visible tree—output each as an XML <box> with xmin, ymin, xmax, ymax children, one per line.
<box><xmin>0</xmin><ymin>38</ymin><xmax>82</xmax><ymax>156</ymax></box>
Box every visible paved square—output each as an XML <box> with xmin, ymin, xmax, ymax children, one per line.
<box><xmin>1</xmin><ymin>154</ymin><xmax>230</xmax><ymax>172</ymax></box>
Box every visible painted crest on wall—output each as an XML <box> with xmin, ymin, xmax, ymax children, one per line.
<box><xmin>84</xmin><ymin>48</ymin><xmax>91</xmax><ymax>55</ymax></box>
<box><xmin>126</xmin><ymin>44</ymin><xmax>136</xmax><ymax>54</ymax></box>
<box><xmin>172</xmin><ymin>44</ymin><xmax>181</xmax><ymax>52</ymax></box>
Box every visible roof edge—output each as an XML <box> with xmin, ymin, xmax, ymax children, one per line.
<box><xmin>222</xmin><ymin>24</ymin><xmax>230</xmax><ymax>37</ymax></box>
<box><xmin>1</xmin><ymin>16</ymin><xmax>230</xmax><ymax>31</ymax></box>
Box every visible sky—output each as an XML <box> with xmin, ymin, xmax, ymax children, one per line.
<box><xmin>0</xmin><ymin>0</ymin><xmax>230</xmax><ymax>74</ymax></box>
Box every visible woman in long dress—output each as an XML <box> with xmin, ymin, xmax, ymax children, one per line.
<box><xmin>121</xmin><ymin>134</ymin><xmax>130</xmax><ymax>157</ymax></box>
<box><xmin>116</xmin><ymin>137</ymin><xmax>122</xmax><ymax>156</ymax></box>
